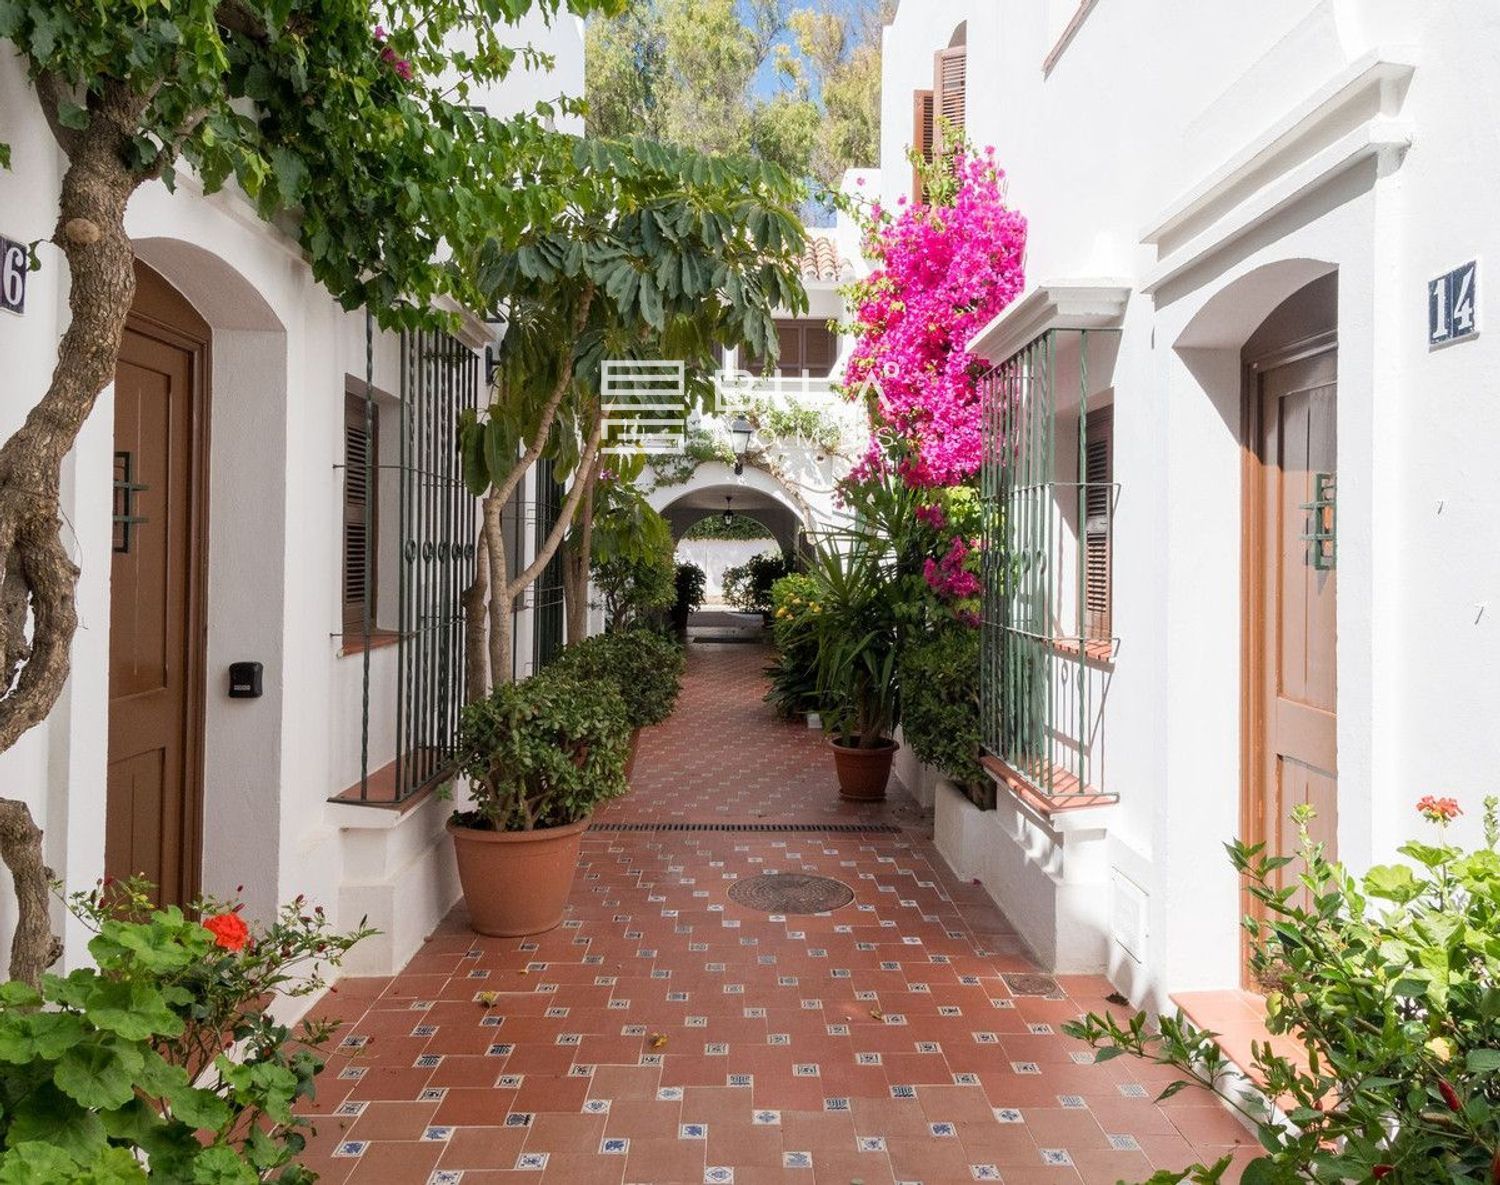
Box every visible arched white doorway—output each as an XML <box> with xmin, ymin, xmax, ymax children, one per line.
<box><xmin>128</xmin><ymin>238</ymin><xmax>289</xmax><ymax>922</ymax></box>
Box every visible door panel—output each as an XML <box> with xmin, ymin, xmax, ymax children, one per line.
<box><xmin>107</xmin><ymin>264</ymin><xmax>209</xmax><ymax>906</ymax></box>
<box><xmin>1250</xmin><ymin>346</ymin><xmax>1338</xmax><ymax>919</ymax></box>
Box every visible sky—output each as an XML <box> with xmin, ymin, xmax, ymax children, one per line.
<box><xmin>742</xmin><ymin>0</ymin><xmax>886</xmax><ymax>101</ymax></box>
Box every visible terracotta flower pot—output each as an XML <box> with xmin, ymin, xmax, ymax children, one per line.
<box><xmin>828</xmin><ymin>737</ymin><xmax>898</xmax><ymax>802</ymax></box>
<box><xmin>448</xmin><ymin>816</ymin><xmax>591</xmax><ymax>937</ymax></box>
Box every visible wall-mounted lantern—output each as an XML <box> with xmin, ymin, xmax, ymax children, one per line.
<box><xmin>728</xmin><ymin>417</ymin><xmax>753</xmax><ymax>475</ymax></box>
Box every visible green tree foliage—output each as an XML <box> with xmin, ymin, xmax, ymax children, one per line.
<box><xmin>456</xmin><ymin>134</ymin><xmax>806</xmax><ymax>687</ymax></box>
<box><xmin>584</xmin><ymin>0</ymin><xmax>892</xmax><ymax>190</ymax></box>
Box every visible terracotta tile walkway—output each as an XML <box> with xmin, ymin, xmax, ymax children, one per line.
<box><xmin>299</xmin><ymin>642</ymin><xmax>1255</xmax><ymax>1184</ymax></box>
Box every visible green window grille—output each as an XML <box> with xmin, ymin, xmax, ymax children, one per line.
<box><xmin>531</xmin><ymin>456</ymin><xmax>566</xmax><ymax>672</ymax></box>
<box><xmin>979</xmin><ymin>328</ymin><xmax>1119</xmax><ymax>805</ymax></box>
<box><xmin>394</xmin><ymin>329</ymin><xmax>480</xmax><ymax>799</ymax></box>
<box><xmin>345</xmin><ymin>326</ymin><xmax>480</xmax><ymax>804</ymax></box>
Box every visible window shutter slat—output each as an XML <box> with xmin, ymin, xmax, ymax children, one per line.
<box><xmin>802</xmin><ymin>323</ymin><xmax>837</xmax><ymax>377</ymax></box>
<box><xmin>343</xmin><ymin>389</ymin><xmax>377</xmax><ymax>634</ymax></box>
<box><xmin>912</xmin><ymin>89</ymin><xmax>934</xmax><ymax>202</ymax></box>
<box><xmin>935</xmin><ymin>47</ymin><xmax>967</xmax><ymax>145</ymax></box>
<box><xmin>1083</xmin><ymin>409</ymin><xmax>1112</xmax><ymax>641</ymax></box>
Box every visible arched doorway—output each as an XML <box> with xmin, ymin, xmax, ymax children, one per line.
<box><xmin>107</xmin><ymin>260</ymin><xmax>212</xmax><ymax>905</ymax></box>
<box><xmin>1241</xmin><ymin>273</ymin><xmax>1338</xmax><ymax>960</ymax></box>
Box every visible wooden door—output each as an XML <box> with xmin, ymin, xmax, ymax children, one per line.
<box><xmin>107</xmin><ymin>262</ymin><xmax>210</xmax><ymax>906</ymax></box>
<box><xmin>1245</xmin><ymin>342</ymin><xmax>1337</xmax><ymax>943</ymax></box>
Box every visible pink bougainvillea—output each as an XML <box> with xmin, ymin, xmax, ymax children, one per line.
<box><xmin>841</xmin><ymin>148</ymin><xmax>1027</xmax><ymax>489</ymax></box>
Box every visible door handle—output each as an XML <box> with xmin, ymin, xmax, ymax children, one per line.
<box><xmin>1299</xmin><ymin>472</ymin><xmax>1335</xmax><ymax>571</ymax></box>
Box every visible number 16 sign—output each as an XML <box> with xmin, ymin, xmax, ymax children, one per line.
<box><xmin>1429</xmin><ymin>259</ymin><xmax>1478</xmax><ymax>347</ymax></box>
<box><xmin>0</xmin><ymin>234</ymin><xmax>27</xmax><ymax>317</ymax></box>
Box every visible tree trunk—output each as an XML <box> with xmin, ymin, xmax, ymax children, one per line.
<box><xmin>482</xmin><ymin>493</ymin><xmax>513</xmax><ymax>684</ymax></box>
<box><xmin>0</xmin><ymin>83</ymin><xmax>149</xmax><ymax>985</ymax></box>
<box><xmin>463</xmin><ymin>532</ymin><xmax>490</xmax><ymax>701</ymax></box>
<box><xmin>562</xmin><ymin>463</ymin><xmax>598</xmax><ymax>646</ymax></box>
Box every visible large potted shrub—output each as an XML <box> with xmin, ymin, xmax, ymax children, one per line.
<box><xmin>549</xmin><ymin>628</ymin><xmax>685</xmax><ymax>777</ymax></box>
<box><xmin>449</xmin><ymin>673</ymin><xmax>629</xmax><ymax>936</ymax></box>
<box><xmin>809</xmin><ymin>541</ymin><xmax>901</xmax><ymax>800</ymax></box>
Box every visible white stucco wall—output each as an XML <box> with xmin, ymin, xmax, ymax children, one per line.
<box><xmin>0</xmin><ymin>13</ymin><xmax>584</xmax><ymax>975</ymax></box>
<box><xmin>881</xmin><ymin>0</ymin><xmax>1500</xmax><ymax>1008</ymax></box>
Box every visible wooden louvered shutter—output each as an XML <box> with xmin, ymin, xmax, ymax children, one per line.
<box><xmin>802</xmin><ymin>322</ymin><xmax>837</xmax><ymax>378</ymax></box>
<box><xmin>934</xmin><ymin>47</ymin><xmax>967</xmax><ymax>150</ymax></box>
<box><xmin>774</xmin><ymin>321</ymin><xmax>803</xmax><ymax>375</ymax></box>
<box><xmin>343</xmin><ymin>389</ymin><xmax>377</xmax><ymax>635</ymax></box>
<box><xmin>912</xmin><ymin>89</ymin><xmax>934</xmax><ymax>203</ymax></box>
<box><xmin>1083</xmin><ymin>407</ymin><xmax>1113</xmax><ymax>641</ymax></box>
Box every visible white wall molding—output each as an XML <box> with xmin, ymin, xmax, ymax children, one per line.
<box><xmin>967</xmin><ymin>282</ymin><xmax>1131</xmax><ymax>365</ymax></box>
<box><xmin>1140</xmin><ymin>53</ymin><xmax>1415</xmax><ymax>294</ymax></box>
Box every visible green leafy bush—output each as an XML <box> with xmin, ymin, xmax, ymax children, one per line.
<box><xmin>0</xmin><ymin>880</ymin><xmax>371</xmax><ymax>1184</ymax></box>
<box><xmin>455</xmin><ymin>673</ymin><xmax>630</xmax><ymax>831</ymax></box>
<box><xmin>593</xmin><ymin>550</ymin><xmax>676</xmax><ymax>631</ymax></box>
<box><xmin>765</xmin><ymin>573</ymin><xmax>822</xmax><ymax>719</ymax></box>
<box><xmin>548</xmin><ymin>629</ymin><xmax>686</xmax><ymax>729</ymax></box>
<box><xmin>807</xmin><ymin>541</ymin><xmax>900</xmax><ymax>748</ymax></box>
<box><xmin>898</xmin><ymin>626</ymin><xmax>985</xmax><ymax>797</ymax></box>
<box><xmin>722</xmin><ymin>551</ymin><xmax>795</xmax><ymax>616</ymax></box>
<box><xmin>672</xmin><ymin>562</ymin><xmax>707</xmax><ymax>633</ymax></box>
<box><xmin>1065</xmin><ymin>797</ymin><xmax>1500</xmax><ymax>1185</ymax></box>
<box><xmin>590</xmin><ymin>481</ymin><xmax>677</xmax><ymax>631</ymax></box>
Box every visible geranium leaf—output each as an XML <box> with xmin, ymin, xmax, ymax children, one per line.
<box><xmin>53</xmin><ymin>1041</ymin><xmax>143</xmax><ymax>1110</ymax></box>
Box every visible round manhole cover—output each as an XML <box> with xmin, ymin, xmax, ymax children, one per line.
<box><xmin>728</xmin><ymin>873</ymin><xmax>855</xmax><ymax>915</ymax></box>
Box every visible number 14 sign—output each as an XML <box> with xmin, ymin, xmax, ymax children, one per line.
<box><xmin>1429</xmin><ymin>259</ymin><xmax>1478</xmax><ymax>347</ymax></box>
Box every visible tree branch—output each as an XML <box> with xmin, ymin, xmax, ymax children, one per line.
<box><xmin>491</xmin><ymin>284</ymin><xmax>595</xmax><ymax>508</ymax></box>
<box><xmin>507</xmin><ymin>416</ymin><xmax>604</xmax><ymax>598</ymax></box>
<box><xmin>33</xmin><ymin>71</ymin><xmax>83</xmax><ymax>157</ymax></box>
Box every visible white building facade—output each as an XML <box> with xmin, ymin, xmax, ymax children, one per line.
<box><xmin>880</xmin><ymin>1</ymin><xmax>1500</xmax><ymax>1012</ymax></box>
<box><xmin>0</xmin><ymin>12</ymin><xmax>587</xmax><ymax>976</ymax></box>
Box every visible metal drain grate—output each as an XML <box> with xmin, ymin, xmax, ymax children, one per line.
<box><xmin>587</xmin><ymin>821</ymin><xmax>903</xmax><ymax>834</ymax></box>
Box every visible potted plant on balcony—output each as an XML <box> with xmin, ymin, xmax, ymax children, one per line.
<box><xmin>810</xmin><ymin>541</ymin><xmax>902</xmax><ymax>800</ymax></box>
<box><xmin>549</xmin><ymin>628</ymin><xmax>685</xmax><ymax>778</ymax></box>
<box><xmin>449</xmin><ymin>673</ymin><xmax>629</xmax><ymax>936</ymax></box>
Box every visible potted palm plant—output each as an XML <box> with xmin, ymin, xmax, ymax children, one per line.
<box><xmin>548</xmin><ymin>628</ymin><xmax>685</xmax><ymax>778</ymax></box>
<box><xmin>448</xmin><ymin>672</ymin><xmax>629</xmax><ymax>936</ymax></box>
<box><xmin>810</xmin><ymin>540</ymin><xmax>902</xmax><ymax>800</ymax></box>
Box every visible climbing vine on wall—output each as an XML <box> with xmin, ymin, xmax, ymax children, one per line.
<box><xmin>839</xmin><ymin>141</ymin><xmax>1028</xmax><ymax>490</ymax></box>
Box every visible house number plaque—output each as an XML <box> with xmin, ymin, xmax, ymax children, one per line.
<box><xmin>0</xmin><ymin>235</ymin><xmax>27</xmax><ymax>316</ymax></box>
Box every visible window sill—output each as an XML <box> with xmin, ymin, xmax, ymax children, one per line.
<box><xmin>1049</xmin><ymin>637</ymin><xmax>1116</xmax><ymax>665</ymax></box>
<box><xmin>329</xmin><ymin>759</ymin><xmax>442</xmax><ymax>813</ymax></box>
<box><xmin>338</xmin><ymin>629</ymin><xmax>400</xmax><ymax>657</ymax></box>
<box><xmin>981</xmin><ymin>754</ymin><xmax>1117</xmax><ymax>817</ymax></box>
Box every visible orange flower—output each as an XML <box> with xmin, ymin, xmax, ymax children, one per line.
<box><xmin>204</xmin><ymin>912</ymin><xmax>250</xmax><ymax>953</ymax></box>
<box><xmin>1416</xmin><ymin>796</ymin><xmax>1462</xmax><ymax>824</ymax></box>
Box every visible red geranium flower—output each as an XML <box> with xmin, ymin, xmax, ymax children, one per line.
<box><xmin>204</xmin><ymin>912</ymin><xmax>250</xmax><ymax>953</ymax></box>
<box><xmin>1416</xmin><ymin>795</ymin><xmax>1462</xmax><ymax>824</ymax></box>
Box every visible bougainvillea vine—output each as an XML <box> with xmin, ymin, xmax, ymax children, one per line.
<box><xmin>840</xmin><ymin>147</ymin><xmax>1027</xmax><ymax>489</ymax></box>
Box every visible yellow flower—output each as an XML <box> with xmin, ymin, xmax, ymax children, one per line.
<box><xmin>1426</xmin><ymin>1036</ymin><xmax>1454</xmax><ymax>1062</ymax></box>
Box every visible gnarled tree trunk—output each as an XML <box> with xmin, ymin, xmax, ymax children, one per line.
<box><xmin>0</xmin><ymin>79</ymin><xmax>153</xmax><ymax>985</ymax></box>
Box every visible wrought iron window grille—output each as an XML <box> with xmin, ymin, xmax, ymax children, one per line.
<box><xmin>338</xmin><ymin>323</ymin><xmax>480</xmax><ymax>805</ymax></box>
<box><xmin>979</xmin><ymin>328</ymin><xmax>1120</xmax><ymax>806</ymax></box>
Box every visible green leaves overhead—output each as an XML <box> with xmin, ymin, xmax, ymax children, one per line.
<box><xmin>1</xmin><ymin>0</ymin><xmax>627</xmax><ymax>329</ymax></box>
